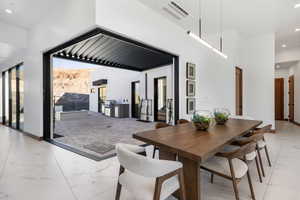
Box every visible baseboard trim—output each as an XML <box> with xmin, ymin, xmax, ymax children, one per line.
<box><xmin>0</xmin><ymin>123</ymin><xmax>43</xmax><ymax>141</ymax></box>
<box><xmin>291</xmin><ymin>120</ymin><xmax>300</xmax><ymax>126</ymax></box>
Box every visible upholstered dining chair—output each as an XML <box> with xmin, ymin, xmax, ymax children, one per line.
<box><xmin>229</xmin><ymin>133</ymin><xmax>266</xmax><ymax>183</ymax></box>
<box><xmin>237</xmin><ymin>125</ymin><xmax>272</xmax><ymax>178</ymax></box>
<box><xmin>153</xmin><ymin>122</ymin><xmax>170</xmax><ymax>158</ymax></box>
<box><xmin>115</xmin><ymin>143</ymin><xmax>186</xmax><ymax>200</ymax></box>
<box><xmin>201</xmin><ymin>142</ymin><xmax>257</xmax><ymax>200</ymax></box>
<box><xmin>177</xmin><ymin>119</ymin><xmax>190</xmax><ymax>124</ymax></box>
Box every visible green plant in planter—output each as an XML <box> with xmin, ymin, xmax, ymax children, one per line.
<box><xmin>214</xmin><ymin>108</ymin><xmax>230</xmax><ymax>125</ymax></box>
<box><xmin>192</xmin><ymin>113</ymin><xmax>211</xmax><ymax>131</ymax></box>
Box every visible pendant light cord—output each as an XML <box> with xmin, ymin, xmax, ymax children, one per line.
<box><xmin>199</xmin><ymin>0</ymin><xmax>202</xmax><ymax>38</ymax></box>
<box><xmin>220</xmin><ymin>0</ymin><xmax>223</xmax><ymax>52</ymax></box>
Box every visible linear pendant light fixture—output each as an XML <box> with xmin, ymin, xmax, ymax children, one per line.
<box><xmin>187</xmin><ymin>0</ymin><xmax>228</xmax><ymax>59</ymax></box>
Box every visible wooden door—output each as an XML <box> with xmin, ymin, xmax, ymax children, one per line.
<box><xmin>275</xmin><ymin>78</ymin><xmax>284</xmax><ymax>120</ymax></box>
<box><xmin>289</xmin><ymin>76</ymin><xmax>294</xmax><ymax>121</ymax></box>
<box><xmin>235</xmin><ymin>67</ymin><xmax>243</xmax><ymax>115</ymax></box>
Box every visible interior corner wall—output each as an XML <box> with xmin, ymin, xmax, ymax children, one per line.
<box><xmin>292</xmin><ymin>62</ymin><xmax>300</xmax><ymax>123</ymax></box>
<box><xmin>95</xmin><ymin>0</ymin><xmax>240</xmax><ymax>121</ymax></box>
<box><xmin>239</xmin><ymin>33</ymin><xmax>275</xmax><ymax>128</ymax></box>
<box><xmin>276</xmin><ymin>47</ymin><xmax>300</xmax><ymax>63</ymax></box>
<box><xmin>1</xmin><ymin>0</ymin><xmax>96</xmax><ymax>137</ymax></box>
<box><xmin>275</xmin><ymin>68</ymin><xmax>290</xmax><ymax>119</ymax></box>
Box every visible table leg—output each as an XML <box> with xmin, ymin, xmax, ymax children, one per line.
<box><xmin>178</xmin><ymin>156</ymin><xmax>201</xmax><ymax>200</ymax></box>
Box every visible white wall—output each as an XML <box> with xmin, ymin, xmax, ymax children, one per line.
<box><xmin>89</xmin><ymin>66</ymin><xmax>140</xmax><ymax>113</ymax></box>
<box><xmin>95</xmin><ymin>0</ymin><xmax>240</xmax><ymax>121</ymax></box>
<box><xmin>240</xmin><ymin>34</ymin><xmax>275</xmax><ymax>127</ymax></box>
<box><xmin>95</xmin><ymin>0</ymin><xmax>275</xmax><ymax>127</ymax></box>
<box><xmin>291</xmin><ymin>62</ymin><xmax>300</xmax><ymax>123</ymax></box>
<box><xmin>276</xmin><ymin>47</ymin><xmax>300</xmax><ymax>63</ymax></box>
<box><xmin>0</xmin><ymin>0</ymin><xmax>96</xmax><ymax>137</ymax></box>
<box><xmin>0</xmin><ymin>0</ymin><xmax>277</xmax><ymax>136</ymax></box>
<box><xmin>275</xmin><ymin>67</ymin><xmax>290</xmax><ymax>119</ymax></box>
<box><xmin>0</xmin><ymin>21</ymin><xmax>27</xmax><ymax>49</ymax></box>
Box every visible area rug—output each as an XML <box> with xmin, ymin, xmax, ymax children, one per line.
<box><xmin>83</xmin><ymin>142</ymin><xmax>115</xmax><ymax>155</ymax></box>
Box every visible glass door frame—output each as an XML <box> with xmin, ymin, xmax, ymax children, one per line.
<box><xmin>131</xmin><ymin>81</ymin><xmax>140</xmax><ymax>118</ymax></box>
<box><xmin>2</xmin><ymin>63</ymin><xmax>23</xmax><ymax>130</ymax></box>
<box><xmin>154</xmin><ymin>76</ymin><xmax>167</xmax><ymax>122</ymax></box>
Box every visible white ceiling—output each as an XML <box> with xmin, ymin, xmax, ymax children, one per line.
<box><xmin>0</xmin><ymin>0</ymin><xmax>299</xmax><ymax>52</ymax></box>
<box><xmin>137</xmin><ymin>0</ymin><xmax>300</xmax><ymax>52</ymax></box>
<box><xmin>276</xmin><ymin>60</ymin><xmax>299</xmax><ymax>69</ymax></box>
<box><xmin>0</xmin><ymin>0</ymin><xmax>58</xmax><ymax>29</ymax></box>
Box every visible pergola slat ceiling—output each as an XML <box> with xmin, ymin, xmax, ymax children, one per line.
<box><xmin>53</xmin><ymin>33</ymin><xmax>173</xmax><ymax>71</ymax></box>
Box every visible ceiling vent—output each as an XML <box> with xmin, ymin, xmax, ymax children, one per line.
<box><xmin>162</xmin><ymin>1</ymin><xmax>189</xmax><ymax>20</ymax></box>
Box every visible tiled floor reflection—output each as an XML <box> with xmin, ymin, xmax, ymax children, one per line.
<box><xmin>0</xmin><ymin>121</ymin><xmax>300</xmax><ymax>200</ymax></box>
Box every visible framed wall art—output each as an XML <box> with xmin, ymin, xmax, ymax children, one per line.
<box><xmin>186</xmin><ymin>62</ymin><xmax>196</xmax><ymax>80</ymax></box>
<box><xmin>186</xmin><ymin>80</ymin><xmax>196</xmax><ymax>96</ymax></box>
<box><xmin>186</xmin><ymin>98</ymin><xmax>196</xmax><ymax>114</ymax></box>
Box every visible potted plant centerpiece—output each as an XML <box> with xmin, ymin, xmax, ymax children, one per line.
<box><xmin>214</xmin><ymin>108</ymin><xmax>230</xmax><ymax>125</ymax></box>
<box><xmin>191</xmin><ymin>110</ymin><xmax>212</xmax><ymax>131</ymax></box>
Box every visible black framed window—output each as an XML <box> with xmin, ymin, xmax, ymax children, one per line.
<box><xmin>2</xmin><ymin>63</ymin><xmax>24</xmax><ymax>131</ymax></box>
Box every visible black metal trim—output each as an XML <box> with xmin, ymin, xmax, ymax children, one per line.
<box><xmin>154</xmin><ymin>76</ymin><xmax>167</xmax><ymax>122</ymax></box>
<box><xmin>8</xmin><ymin>68</ymin><xmax>12</xmax><ymax>127</ymax></box>
<box><xmin>2</xmin><ymin>72</ymin><xmax>5</xmax><ymax>124</ymax></box>
<box><xmin>16</xmin><ymin>65</ymin><xmax>20</xmax><ymax>130</ymax></box>
<box><xmin>43</xmin><ymin>27</ymin><xmax>180</xmax><ymax>161</ymax></box>
<box><xmin>43</xmin><ymin>53</ymin><xmax>51</xmax><ymax>140</ymax></box>
<box><xmin>174</xmin><ymin>57</ymin><xmax>179</xmax><ymax>124</ymax></box>
<box><xmin>131</xmin><ymin>81</ymin><xmax>140</xmax><ymax>118</ymax></box>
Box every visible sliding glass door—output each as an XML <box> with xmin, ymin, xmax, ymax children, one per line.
<box><xmin>2</xmin><ymin>63</ymin><xmax>24</xmax><ymax>131</ymax></box>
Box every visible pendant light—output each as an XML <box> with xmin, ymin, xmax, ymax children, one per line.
<box><xmin>187</xmin><ymin>0</ymin><xmax>228</xmax><ymax>59</ymax></box>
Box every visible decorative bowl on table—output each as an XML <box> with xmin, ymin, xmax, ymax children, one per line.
<box><xmin>213</xmin><ymin>108</ymin><xmax>230</xmax><ymax>125</ymax></box>
<box><xmin>191</xmin><ymin>110</ymin><xmax>212</xmax><ymax>131</ymax></box>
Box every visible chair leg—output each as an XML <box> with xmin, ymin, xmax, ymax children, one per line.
<box><xmin>246</xmin><ymin>169</ymin><xmax>256</xmax><ymax>200</ymax></box>
<box><xmin>264</xmin><ymin>146</ymin><xmax>272</xmax><ymax>167</ymax></box>
<box><xmin>115</xmin><ymin>166</ymin><xmax>125</xmax><ymax>200</ymax></box>
<box><xmin>152</xmin><ymin>146</ymin><xmax>157</xmax><ymax>159</ymax></box>
<box><xmin>178</xmin><ymin>169</ymin><xmax>187</xmax><ymax>200</ymax></box>
<box><xmin>257</xmin><ymin>148</ymin><xmax>265</xmax><ymax>177</ymax></box>
<box><xmin>153</xmin><ymin>178</ymin><xmax>163</xmax><ymax>200</ymax></box>
<box><xmin>255</xmin><ymin>157</ymin><xmax>263</xmax><ymax>183</ymax></box>
<box><xmin>228</xmin><ymin>160</ymin><xmax>240</xmax><ymax>200</ymax></box>
<box><xmin>211</xmin><ymin>173</ymin><xmax>214</xmax><ymax>184</ymax></box>
<box><xmin>115</xmin><ymin>182</ymin><xmax>122</xmax><ymax>200</ymax></box>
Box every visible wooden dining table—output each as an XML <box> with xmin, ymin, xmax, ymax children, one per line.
<box><xmin>133</xmin><ymin>119</ymin><xmax>262</xmax><ymax>200</ymax></box>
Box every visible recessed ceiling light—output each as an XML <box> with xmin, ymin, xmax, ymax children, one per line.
<box><xmin>282</xmin><ymin>44</ymin><xmax>287</xmax><ymax>48</ymax></box>
<box><xmin>5</xmin><ymin>9</ymin><xmax>12</xmax><ymax>14</ymax></box>
<box><xmin>295</xmin><ymin>3</ymin><xmax>300</xmax><ymax>8</ymax></box>
<box><xmin>296</xmin><ymin>28</ymin><xmax>300</xmax><ymax>32</ymax></box>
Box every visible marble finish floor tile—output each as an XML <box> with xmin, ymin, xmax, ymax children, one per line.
<box><xmin>0</xmin><ymin>121</ymin><xmax>299</xmax><ymax>200</ymax></box>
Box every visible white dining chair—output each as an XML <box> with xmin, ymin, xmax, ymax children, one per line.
<box><xmin>201</xmin><ymin>142</ymin><xmax>257</xmax><ymax>200</ymax></box>
<box><xmin>115</xmin><ymin>143</ymin><xmax>186</xmax><ymax>200</ymax></box>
